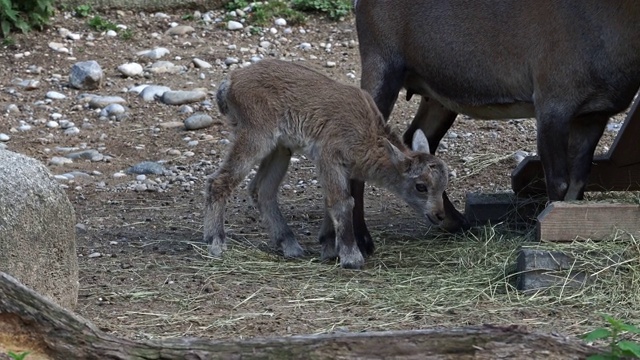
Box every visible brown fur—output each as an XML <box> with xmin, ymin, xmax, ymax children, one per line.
<box><xmin>352</xmin><ymin>0</ymin><xmax>640</xmax><ymax>240</ymax></box>
<box><xmin>204</xmin><ymin>59</ymin><xmax>449</xmax><ymax>269</ymax></box>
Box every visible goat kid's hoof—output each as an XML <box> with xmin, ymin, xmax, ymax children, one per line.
<box><xmin>339</xmin><ymin>252</ymin><xmax>365</xmax><ymax>270</ymax></box>
<box><xmin>282</xmin><ymin>242</ymin><xmax>305</xmax><ymax>258</ymax></box>
<box><xmin>207</xmin><ymin>242</ymin><xmax>227</xmax><ymax>257</ymax></box>
<box><xmin>320</xmin><ymin>243</ymin><xmax>339</xmax><ymax>262</ymax></box>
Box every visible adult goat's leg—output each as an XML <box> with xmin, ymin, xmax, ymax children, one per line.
<box><xmin>536</xmin><ymin>107</ymin><xmax>574</xmax><ymax>201</ymax></box>
<box><xmin>249</xmin><ymin>146</ymin><xmax>304</xmax><ymax>258</ymax></box>
<box><xmin>351</xmin><ymin>54</ymin><xmax>405</xmax><ymax>256</ymax></box>
<box><xmin>565</xmin><ymin>114</ymin><xmax>609</xmax><ymax>200</ymax></box>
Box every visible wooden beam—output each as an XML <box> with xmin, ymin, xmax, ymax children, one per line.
<box><xmin>0</xmin><ymin>272</ymin><xmax>601</xmax><ymax>360</ymax></box>
<box><xmin>536</xmin><ymin>201</ymin><xmax>640</xmax><ymax>242</ymax></box>
<box><xmin>511</xmin><ymin>157</ymin><xmax>640</xmax><ymax>196</ymax></box>
<box><xmin>608</xmin><ymin>94</ymin><xmax>640</xmax><ymax>167</ymax></box>
<box><xmin>464</xmin><ymin>192</ymin><xmax>544</xmax><ymax>226</ymax></box>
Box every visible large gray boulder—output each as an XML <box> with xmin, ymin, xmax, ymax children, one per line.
<box><xmin>0</xmin><ymin>149</ymin><xmax>78</xmax><ymax>309</ymax></box>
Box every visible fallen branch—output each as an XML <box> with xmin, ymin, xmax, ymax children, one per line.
<box><xmin>0</xmin><ymin>272</ymin><xmax>600</xmax><ymax>359</ymax></box>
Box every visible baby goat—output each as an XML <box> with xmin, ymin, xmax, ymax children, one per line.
<box><xmin>204</xmin><ymin>59</ymin><xmax>449</xmax><ymax>269</ymax></box>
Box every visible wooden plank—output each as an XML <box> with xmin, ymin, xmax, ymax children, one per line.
<box><xmin>464</xmin><ymin>192</ymin><xmax>544</xmax><ymax>226</ymax></box>
<box><xmin>536</xmin><ymin>201</ymin><xmax>640</xmax><ymax>242</ymax></box>
<box><xmin>511</xmin><ymin>157</ymin><xmax>640</xmax><ymax>196</ymax></box>
<box><xmin>608</xmin><ymin>94</ymin><xmax>640</xmax><ymax>166</ymax></box>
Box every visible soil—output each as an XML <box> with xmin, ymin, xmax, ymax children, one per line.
<box><xmin>0</xmin><ymin>8</ymin><xmax>629</xmax><ymax>343</ymax></box>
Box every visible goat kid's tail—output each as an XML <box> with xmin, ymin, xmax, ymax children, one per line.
<box><xmin>216</xmin><ymin>79</ymin><xmax>231</xmax><ymax>115</ymax></box>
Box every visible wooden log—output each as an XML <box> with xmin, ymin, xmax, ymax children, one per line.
<box><xmin>536</xmin><ymin>201</ymin><xmax>640</xmax><ymax>242</ymax></box>
<box><xmin>0</xmin><ymin>272</ymin><xmax>601</xmax><ymax>360</ymax></box>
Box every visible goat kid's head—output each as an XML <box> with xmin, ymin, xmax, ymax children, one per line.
<box><xmin>384</xmin><ymin>130</ymin><xmax>448</xmax><ymax>225</ymax></box>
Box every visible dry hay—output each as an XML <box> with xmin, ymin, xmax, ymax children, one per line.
<box><xmin>77</xmin><ymin>195</ymin><xmax>640</xmax><ymax>342</ymax></box>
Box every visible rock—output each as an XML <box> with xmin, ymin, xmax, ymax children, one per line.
<box><xmin>0</xmin><ymin>149</ymin><xmax>79</xmax><ymax>309</ymax></box>
<box><xmin>149</xmin><ymin>61</ymin><xmax>183</xmax><ymax>74</ymax></box>
<box><xmin>128</xmin><ymin>84</ymin><xmax>150</xmax><ymax>94</ymax></box>
<box><xmin>17</xmin><ymin>79</ymin><xmax>40</xmax><ymax>90</ymax></box>
<box><xmin>274</xmin><ymin>18</ymin><xmax>287</xmax><ymax>26</ymax></box>
<box><xmin>46</xmin><ymin>91</ymin><xmax>66</xmax><ymax>100</ymax></box>
<box><xmin>178</xmin><ymin>105</ymin><xmax>194</xmax><ymax>114</ymax></box>
<box><xmin>325</xmin><ymin>61</ymin><xmax>337</xmax><ymax>68</ymax></box>
<box><xmin>18</xmin><ymin>123</ymin><xmax>32</xmax><ymax>132</ymax></box>
<box><xmin>88</xmin><ymin>96</ymin><xmax>126</xmax><ymax>109</ymax></box>
<box><xmin>0</xmin><ymin>133</ymin><xmax>9</xmax><ymax>142</ymax></box>
<box><xmin>126</xmin><ymin>161</ymin><xmax>166</xmax><ymax>175</ymax></box>
<box><xmin>139</xmin><ymin>85</ymin><xmax>171</xmax><ymax>102</ymax></box>
<box><xmin>166</xmin><ymin>25</ymin><xmax>195</xmax><ymax>36</ymax></box>
<box><xmin>184</xmin><ymin>113</ymin><xmax>215</xmax><ymax>130</ymax></box>
<box><xmin>160</xmin><ymin>90</ymin><xmax>207</xmax><ymax>105</ymax></box>
<box><xmin>65</xmin><ymin>149</ymin><xmax>103</xmax><ymax>162</ymax></box>
<box><xmin>47</xmin><ymin>121</ymin><xmax>60</xmax><ymax>128</ymax></box>
<box><xmin>158</xmin><ymin>121</ymin><xmax>184</xmax><ymax>129</ymax></box>
<box><xmin>64</xmin><ymin>127</ymin><xmax>80</xmax><ymax>136</ymax></box>
<box><xmin>117</xmin><ymin>63</ymin><xmax>143</xmax><ymax>77</ymax></box>
<box><xmin>69</xmin><ymin>61</ymin><xmax>104</xmax><ymax>90</ymax></box>
<box><xmin>137</xmin><ymin>47</ymin><xmax>170</xmax><ymax>60</ymax></box>
<box><xmin>100</xmin><ymin>104</ymin><xmax>126</xmax><ymax>118</ymax></box>
<box><xmin>225</xmin><ymin>57</ymin><xmax>239</xmax><ymax>66</ymax></box>
<box><xmin>259</xmin><ymin>41</ymin><xmax>271</xmax><ymax>49</ymax></box>
<box><xmin>299</xmin><ymin>42</ymin><xmax>312</xmax><ymax>50</ymax></box>
<box><xmin>106</xmin><ymin>30</ymin><xmax>118</xmax><ymax>37</ymax></box>
<box><xmin>48</xmin><ymin>42</ymin><xmax>70</xmax><ymax>53</ymax></box>
<box><xmin>227</xmin><ymin>21</ymin><xmax>243</xmax><ymax>30</ymax></box>
<box><xmin>192</xmin><ymin>58</ymin><xmax>212</xmax><ymax>69</ymax></box>
<box><xmin>4</xmin><ymin>104</ymin><xmax>19</xmax><ymax>113</ymax></box>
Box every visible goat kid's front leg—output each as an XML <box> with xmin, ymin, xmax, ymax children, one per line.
<box><xmin>203</xmin><ymin>142</ymin><xmax>258</xmax><ymax>257</ymax></box>
<box><xmin>320</xmin><ymin>164</ymin><xmax>364</xmax><ymax>269</ymax></box>
<box><xmin>249</xmin><ymin>146</ymin><xmax>304</xmax><ymax>258</ymax></box>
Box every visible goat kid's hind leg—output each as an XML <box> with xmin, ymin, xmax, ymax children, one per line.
<box><xmin>203</xmin><ymin>136</ymin><xmax>263</xmax><ymax>257</ymax></box>
<box><xmin>402</xmin><ymin>97</ymin><xmax>468</xmax><ymax>232</ymax></box>
<box><xmin>249</xmin><ymin>146</ymin><xmax>304</xmax><ymax>258</ymax></box>
<box><xmin>565</xmin><ymin>113</ymin><xmax>608</xmax><ymax>200</ymax></box>
<box><xmin>320</xmin><ymin>162</ymin><xmax>364</xmax><ymax>269</ymax></box>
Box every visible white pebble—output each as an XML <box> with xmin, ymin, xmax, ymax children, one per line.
<box><xmin>227</xmin><ymin>21</ymin><xmax>243</xmax><ymax>30</ymax></box>
<box><xmin>47</xmin><ymin>121</ymin><xmax>60</xmax><ymax>128</ymax></box>
<box><xmin>274</xmin><ymin>18</ymin><xmax>287</xmax><ymax>26</ymax></box>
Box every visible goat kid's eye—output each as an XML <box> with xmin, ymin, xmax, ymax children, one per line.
<box><xmin>415</xmin><ymin>184</ymin><xmax>428</xmax><ymax>193</ymax></box>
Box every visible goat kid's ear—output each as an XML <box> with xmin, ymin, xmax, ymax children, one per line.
<box><xmin>384</xmin><ymin>139</ymin><xmax>407</xmax><ymax>167</ymax></box>
<box><xmin>412</xmin><ymin>129</ymin><xmax>431</xmax><ymax>154</ymax></box>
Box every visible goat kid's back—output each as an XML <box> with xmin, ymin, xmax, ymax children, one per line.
<box><xmin>216</xmin><ymin>59</ymin><xmax>386</xmax><ymax>156</ymax></box>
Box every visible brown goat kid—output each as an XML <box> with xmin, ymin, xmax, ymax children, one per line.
<box><xmin>204</xmin><ymin>59</ymin><xmax>449</xmax><ymax>269</ymax></box>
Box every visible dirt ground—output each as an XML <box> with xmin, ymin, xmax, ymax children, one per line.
<box><xmin>0</xmin><ymin>8</ymin><xmax>633</xmax><ymax>343</ymax></box>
